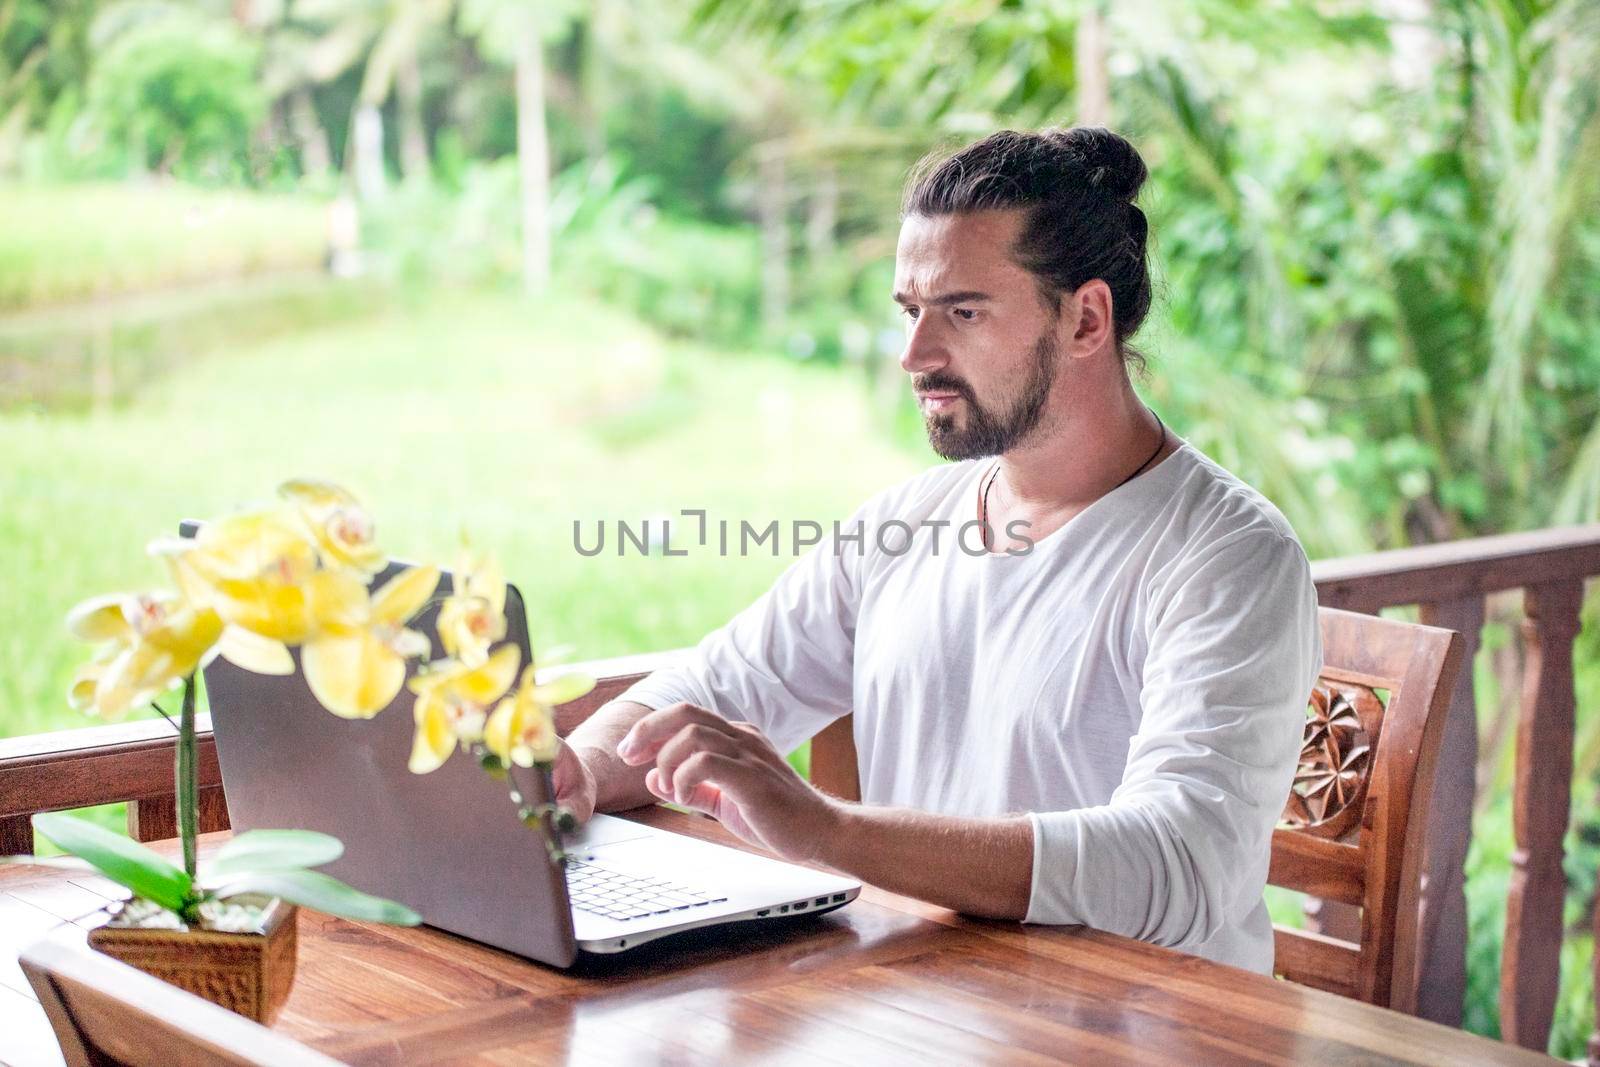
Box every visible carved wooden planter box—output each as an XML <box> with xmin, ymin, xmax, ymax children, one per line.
<box><xmin>87</xmin><ymin>898</ymin><xmax>298</xmax><ymax>1023</ymax></box>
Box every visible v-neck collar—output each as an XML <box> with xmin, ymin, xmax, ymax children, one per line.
<box><xmin>970</xmin><ymin>440</ymin><xmax>1194</xmax><ymax>560</ymax></box>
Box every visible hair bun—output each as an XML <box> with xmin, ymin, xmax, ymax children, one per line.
<box><xmin>1048</xmin><ymin>125</ymin><xmax>1147</xmax><ymax>202</ymax></box>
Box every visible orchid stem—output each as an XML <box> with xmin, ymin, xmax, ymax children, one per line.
<box><xmin>177</xmin><ymin>673</ymin><xmax>198</xmax><ymax>883</ymax></box>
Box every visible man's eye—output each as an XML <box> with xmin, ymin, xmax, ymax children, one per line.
<box><xmin>901</xmin><ymin>306</ymin><xmax>920</xmax><ymax>320</ymax></box>
<box><xmin>953</xmin><ymin>308</ymin><xmax>977</xmax><ymax>321</ymax></box>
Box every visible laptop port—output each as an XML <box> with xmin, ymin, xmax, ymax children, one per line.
<box><xmin>793</xmin><ymin>901</ymin><xmax>806</xmax><ymax>910</ymax></box>
<box><xmin>778</xmin><ymin>904</ymin><xmax>788</xmax><ymax>913</ymax></box>
<box><xmin>832</xmin><ymin>893</ymin><xmax>846</xmax><ymax>902</ymax></box>
<box><xmin>815</xmin><ymin>897</ymin><xmax>829</xmax><ymax>907</ymax></box>
<box><xmin>756</xmin><ymin>909</ymin><xmax>770</xmax><ymax>917</ymax></box>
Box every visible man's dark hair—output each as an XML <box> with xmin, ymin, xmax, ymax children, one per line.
<box><xmin>901</xmin><ymin>125</ymin><xmax>1154</xmax><ymax>377</ymax></box>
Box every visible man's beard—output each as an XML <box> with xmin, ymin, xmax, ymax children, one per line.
<box><xmin>918</xmin><ymin>330</ymin><xmax>1058</xmax><ymax>461</ymax></box>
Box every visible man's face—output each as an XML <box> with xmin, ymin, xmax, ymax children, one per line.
<box><xmin>893</xmin><ymin>209</ymin><xmax>1063</xmax><ymax>461</ymax></box>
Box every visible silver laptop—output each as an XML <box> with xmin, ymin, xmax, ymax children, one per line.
<box><xmin>190</xmin><ymin>536</ymin><xmax>860</xmax><ymax>968</ymax></box>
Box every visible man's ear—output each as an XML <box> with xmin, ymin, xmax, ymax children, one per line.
<box><xmin>1065</xmin><ymin>279</ymin><xmax>1115</xmax><ymax>358</ymax></box>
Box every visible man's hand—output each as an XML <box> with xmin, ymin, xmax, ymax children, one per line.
<box><xmin>550</xmin><ymin>738</ymin><xmax>599</xmax><ymax>823</ymax></box>
<box><xmin>617</xmin><ymin>701</ymin><xmax>840</xmax><ymax>863</ymax></box>
<box><xmin>593</xmin><ymin>699</ymin><xmax>1031</xmax><ymax>919</ymax></box>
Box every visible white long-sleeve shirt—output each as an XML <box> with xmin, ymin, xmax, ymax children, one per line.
<box><xmin>616</xmin><ymin>439</ymin><xmax>1323</xmax><ymax>973</ymax></box>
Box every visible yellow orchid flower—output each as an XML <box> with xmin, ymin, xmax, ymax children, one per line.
<box><xmin>407</xmin><ymin>643</ymin><xmax>521</xmax><ymax>774</ymax></box>
<box><xmin>302</xmin><ymin>565</ymin><xmax>440</xmax><ymax>719</ymax></box>
<box><xmin>65</xmin><ymin>591</ymin><xmax>224</xmax><ymax>720</ymax></box>
<box><xmin>155</xmin><ymin>509</ymin><xmax>316</xmax><ymax>589</ymax></box>
<box><xmin>152</xmin><ymin>511</ymin><xmax>366</xmax><ymax>647</ymax></box>
<box><xmin>485</xmin><ymin>666</ymin><xmax>595</xmax><ymax>768</ymax></box>
<box><xmin>68</xmin><ymin>658</ymin><xmax>106</xmax><ymax>710</ymax></box>
<box><xmin>214</xmin><ymin>625</ymin><xmax>295</xmax><ymax>676</ymax></box>
<box><xmin>437</xmin><ymin>549</ymin><xmax>507</xmax><ymax>668</ymax></box>
<box><xmin>278</xmin><ymin>479</ymin><xmax>386</xmax><ymax>577</ymax></box>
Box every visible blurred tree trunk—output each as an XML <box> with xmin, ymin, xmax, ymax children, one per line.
<box><xmin>576</xmin><ymin>11</ymin><xmax>607</xmax><ymax>161</ymax></box>
<box><xmin>758</xmin><ymin>143</ymin><xmax>789</xmax><ymax>338</ymax></box>
<box><xmin>289</xmin><ymin>89</ymin><xmax>332</xmax><ymax>180</ymax></box>
<box><xmin>250</xmin><ymin>98</ymin><xmax>290</xmax><ymax>184</ymax></box>
<box><xmin>807</xmin><ymin>164</ymin><xmax>838</xmax><ymax>262</ymax></box>
<box><xmin>1075</xmin><ymin>2</ymin><xmax>1110</xmax><ymax>126</ymax></box>
<box><xmin>351</xmin><ymin>101</ymin><xmax>386</xmax><ymax>201</ymax></box>
<box><xmin>396</xmin><ymin>50</ymin><xmax>429</xmax><ymax>181</ymax></box>
<box><xmin>516</xmin><ymin>15</ymin><xmax>551</xmax><ymax>292</ymax></box>
<box><xmin>0</xmin><ymin>43</ymin><xmax>45</xmax><ymax>174</ymax></box>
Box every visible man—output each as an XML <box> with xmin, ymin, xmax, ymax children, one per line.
<box><xmin>551</xmin><ymin>125</ymin><xmax>1323</xmax><ymax>975</ymax></box>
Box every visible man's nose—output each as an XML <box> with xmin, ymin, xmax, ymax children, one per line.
<box><xmin>898</xmin><ymin>318</ymin><xmax>946</xmax><ymax>376</ymax></box>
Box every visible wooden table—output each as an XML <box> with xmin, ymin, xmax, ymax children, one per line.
<box><xmin>1</xmin><ymin>806</ymin><xmax>1555</xmax><ymax>1066</ymax></box>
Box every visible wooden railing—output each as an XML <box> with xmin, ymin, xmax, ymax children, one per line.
<box><xmin>0</xmin><ymin>714</ymin><xmax>227</xmax><ymax>854</ymax></box>
<box><xmin>1310</xmin><ymin>523</ymin><xmax>1600</xmax><ymax>1057</ymax></box>
<box><xmin>0</xmin><ymin>649</ymin><xmax>682</xmax><ymax>852</ymax></box>
<box><xmin>2</xmin><ymin>526</ymin><xmax>1598</xmax><ymax>1055</ymax></box>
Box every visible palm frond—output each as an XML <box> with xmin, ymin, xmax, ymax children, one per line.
<box><xmin>1553</xmin><ymin>415</ymin><xmax>1600</xmax><ymax>524</ymax></box>
<box><xmin>1466</xmin><ymin>0</ymin><xmax>1600</xmax><ymax>493</ymax></box>
<box><xmin>1148</xmin><ymin>338</ymin><xmax>1374</xmax><ymax>559</ymax></box>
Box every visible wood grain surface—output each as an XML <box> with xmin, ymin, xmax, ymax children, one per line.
<box><xmin>1</xmin><ymin>807</ymin><xmax>1557</xmax><ymax>1066</ymax></box>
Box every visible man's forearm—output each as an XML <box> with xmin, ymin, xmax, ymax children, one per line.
<box><xmin>816</xmin><ymin>802</ymin><xmax>1035</xmax><ymax>920</ymax></box>
<box><xmin>566</xmin><ymin>699</ymin><xmax>658</xmax><ymax>812</ymax></box>
<box><xmin>601</xmin><ymin>701</ymin><xmax>1036</xmax><ymax>918</ymax></box>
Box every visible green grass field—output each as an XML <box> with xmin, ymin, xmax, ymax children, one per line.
<box><xmin>0</xmin><ymin>183</ymin><xmax>329</xmax><ymax>311</ymax></box>
<box><xmin>0</xmin><ymin>285</ymin><xmax>931</xmax><ymax>742</ymax></box>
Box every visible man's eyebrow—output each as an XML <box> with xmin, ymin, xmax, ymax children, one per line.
<box><xmin>892</xmin><ymin>290</ymin><xmax>994</xmax><ymax>306</ymax></box>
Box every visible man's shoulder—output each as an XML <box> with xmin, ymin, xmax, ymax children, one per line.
<box><xmin>1145</xmin><ymin>445</ymin><xmax>1320</xmax><ymax>642</ymax></box>
<box><xmin>1166</xmin><ymin>442</ymin><xmax>1306</xmax><ymax>554</ymax></box>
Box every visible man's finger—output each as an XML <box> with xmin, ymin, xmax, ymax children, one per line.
<box><xmin>550</xmin><ymin>742</ymin><xmax>594</xmax><ymax>823</ymax></box>
<box><xmin>648</xmin><ymin>758</ymin><xmax>772</xmax><ymax>854</ymax></box>
<box><xmin>618</xmin><ymin>702</ymin><xmax>740</xmax><ymax>765</ymax></box>
<box><xmin>652</xmin><ymin>722</ymin><xmax>747</xmax><ymax>790</ymax></box>
<box><xmin>670</xmin><ymin>751</ymin><xmax>759</xmax><ymax>812</ymax></box>
<box><xmin>644</xmin><ymin>767</ymin><xmax>734</xmax><ymax>831</ymax></box>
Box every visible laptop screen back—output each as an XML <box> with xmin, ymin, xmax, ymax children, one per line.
<box><xmin>183</xmin><ymin>525</ymin><xmax>578</xmax><ymax>967</ymax></box>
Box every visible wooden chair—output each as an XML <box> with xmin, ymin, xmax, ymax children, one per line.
<box><xmin>20</xmin><ymin>939</ymin><xmax>341</xmax><ymax>1067</ymax></box>
<box><xmin>809</xmin><ymin>604</ymin><xmax>1464</xmax><ymax>1013</ymax></box>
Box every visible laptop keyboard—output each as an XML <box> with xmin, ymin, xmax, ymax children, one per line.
<box><xmin>565</xmin><ymin>859</ymin><xmax>729</xmax><ymax>922</ymax></box>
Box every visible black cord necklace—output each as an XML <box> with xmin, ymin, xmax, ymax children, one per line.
<box><xmin>980</xmin><ymin>410</ymin><xmax>1167</xmax><ymax>552</ymax></box>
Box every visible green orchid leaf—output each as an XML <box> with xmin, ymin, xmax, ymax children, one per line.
<box><xmin>215</xmin><ymin>869</ymin><xmax>421</xmax><ymax>926</ymax></box>
<box><xmin>205</xmin><ymin>829</ymin><xmax>344</xmax><ymax>881</ymax></box>
<box><xmin>32</xmin><ymin>813</ymin><xmax>191</xmax><ymax>913</ymax></box>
